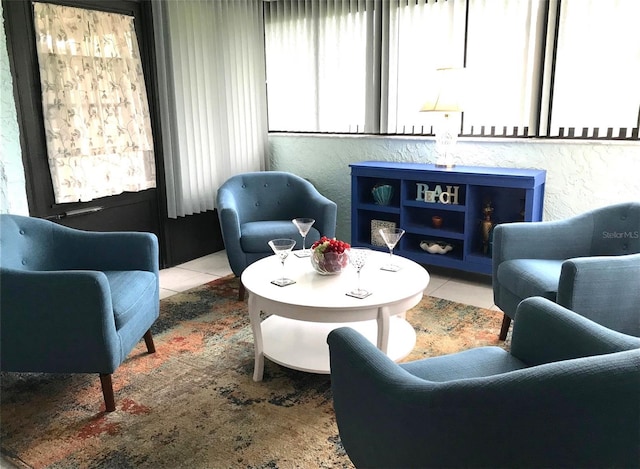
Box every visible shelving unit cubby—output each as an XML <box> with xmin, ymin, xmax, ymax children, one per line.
<box><xmin>350</xmin><ymin>161</ymin><xmax>546</xmax><ymax>275</ymax></box>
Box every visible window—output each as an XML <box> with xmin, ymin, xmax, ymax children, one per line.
<box><xmin>548</xmin><ymin>0</ymin><xmax>640</xmax><ymax>138</ymax></box>
<box><xmin>264</xmin><ymin>0</ymin><xmax>640</xmax><ymax>140</ymax></box>
<box><xmin>264</xmin><ymin>1</ymin><xmax>372</xmax><ymax>132</ymax></box>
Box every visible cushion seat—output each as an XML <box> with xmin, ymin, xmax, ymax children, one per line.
<box><xmin>240</xmin><ymin>221</ymin><xmax>320</xmax><ymax>253</ymax></box>
<box><xmin>104</xmin><ymin>271</ymin><xmax>158</xmax><ymax>329</ymax></box>
<box><xmin>400</xmin><ymin>346</ymin><xmax>527</xmax><ymax>382</ymax></box>
<box><xmin>497</xmin><ymin>259</ymin><xmax>563</xmax><ymax>301</ymax></box>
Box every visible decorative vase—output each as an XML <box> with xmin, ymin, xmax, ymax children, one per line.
<box><xmin>431</xmin><ymin>215</ymin><xmax>443</xmax><ymax>228</ymax></box>
<box><xmin>310</xmin><ymin>249</ymin><xmax>350</xmax><ymax>275</ymax></box>
<box><xmin>481</xmin><ymin>200</ymin><xmax>494</xmax><ymax>255</ymax></box>
<box><xmin>372</xmin><ymin>184</ymin><xmax>394</xmax><ymax>205</ymax></box>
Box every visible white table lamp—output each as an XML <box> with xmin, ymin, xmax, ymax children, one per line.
<box><xmin>420</xmin><ymin>67</ymin><xmax>466</xmax><ymax>168</ymax></box>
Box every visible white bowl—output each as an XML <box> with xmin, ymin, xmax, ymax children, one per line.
<box><xmin>420</xmin><ymin>241</ymin><xmax>453</xmax><ymax>254</ymax></box>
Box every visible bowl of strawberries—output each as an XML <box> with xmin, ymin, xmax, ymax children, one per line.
<box><xmin>310</xmin><ymin>236</ymin><xmax>351</xmax><ymax>275</ymax></box>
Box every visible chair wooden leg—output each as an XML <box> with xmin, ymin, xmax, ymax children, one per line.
<box><xmin>100</xmin><ymin>373</ymin><xmax>116</xmax><ymax>412</ymax></box>
<box><xmin>143</xmin><ymin>329</ymin><xmax>156</xmax><ymax>354</ymax></box>
<box><xmin>499</xmin><ymin>314</ymin><xmax>512</xmax><ymax>341</ymax></box>
<box><xmin>238</xmin><ymin>281</ymin><xmax>246</xmax><ymax>301</ymax></box>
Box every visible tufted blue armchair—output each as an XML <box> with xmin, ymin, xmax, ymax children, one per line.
<box><xmin>217</xmin><ymin>171</ymin><xmax>337</xmax><ymax>299</ymax></box>
<box><xmin>328</xmin><ymin>297</ymin><xmax>640</xmax><ymax>469</ymax></box>
<box><xmin>493</xmin><ymin>202</ymin><xmax>640</xmax><ymax>340</ymax></box>
<box><xmin>0</xmin><ymin>214</ymin><xmax>159</xmax><ymax>412</ymax></box>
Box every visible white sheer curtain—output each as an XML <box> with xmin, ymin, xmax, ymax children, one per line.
<box><xmin>264</xmin><ymin>0</ymin><xmax>373</xmax><ymax>133</ymax></box>
<box><xmin>153</xmin><ymin>0</ymin><xmax>268</xmax><ymax>218</ymax></box>
<box><xmin>33</xmin><ymin>2</ymin><xmax>156</xmax><ymax>204</ymax></box>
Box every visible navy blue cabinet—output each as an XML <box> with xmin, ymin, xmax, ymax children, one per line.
<box><xmin>350</xmin><ymin>161</ymin><xmax>546</xmax><ymax>275</ymax></box>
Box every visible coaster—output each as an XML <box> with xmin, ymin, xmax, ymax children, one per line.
<box><xmin>294</xmin><ymin>250</ymin><xmax>311</xmax><ymax>258</ymax></box>
<box><xmin>346</xmin><ymin>290</ymin><xmax>372</xmax><ymax>299</ymax></box>
<box><xmin>380</xmin><ymin>264</ymin><xmax>401</xmax><ymax>272</ymax></box>
<box><xmin>271</xmin><ymin>278</ymin><xmax>296</xmax><ymax>287</ymax></box>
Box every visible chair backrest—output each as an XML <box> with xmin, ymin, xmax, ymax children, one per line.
<box><xmin>0</xmin><ymin>214</ymin><xmax>62</xmax><ymax>271</ymax></box>
<box><xmin>587</xmin><ymin>201</ymin><xmax>640</xmax><ymax>256</ymax></box>
<box><xmin>217</xmin><ymin>171</ymin><xmax>322</xmax><ymax>224</ymax></box>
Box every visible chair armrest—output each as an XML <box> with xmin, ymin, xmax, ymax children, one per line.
<box><xmin>557</xmin><ymin>253</ymin><xmax>640</xmax><ymax>335</ymax></box>
<box><xmin>510</xmin><ymin>297</ymin><xmax>640</xmax><ymax>366</ymax></box>
<box><xmin>0</xmin><ymin>269</ymin><xmax>122</xmax><ymax>373</ymax></box>
<box><xmin>56</xmin><ymin>227</ymin><xmax>159</xmax><ymax>274</ymax></box>
<box><xmin>216</xmin><ymin>187</ymin><xmax>244</xmax><ymax>275</ymax></box>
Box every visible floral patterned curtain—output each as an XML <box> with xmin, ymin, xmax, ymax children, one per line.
<box><xmin>33</xmin><ymin>2</ymin><xmax>155</xmax><ymax>204</ymax></box>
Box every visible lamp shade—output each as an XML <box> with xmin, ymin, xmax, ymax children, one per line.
<box><xmin>420</xmin><ymin>67</ymin><xmax>467</xmax><ymax>113</ymax></box>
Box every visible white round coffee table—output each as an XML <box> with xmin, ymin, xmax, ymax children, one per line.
<box><xmin>241</xmin><ymin>251</ymin><xmax>429</xmax><ymax>381</ymax></box>
<box><xmin>241</xmin><ymin>250</ymin><xmax>430</xmax><ymax>381</ymax></box>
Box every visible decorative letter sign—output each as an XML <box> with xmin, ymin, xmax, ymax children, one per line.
<box><xmin>415</xmin><ymin>183</ymin><xmax>429</xmax><ymax>202</ymax></box>
<box><xmin>416</xmin><ymin>183</ymin><xmax>460</xmax><ymax>205</ymax></box>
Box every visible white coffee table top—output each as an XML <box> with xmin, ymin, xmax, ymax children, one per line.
<box><xmin>242</xmin><ymin>250</ymin><xmax>430</xmax><ymax>321</ymax></box>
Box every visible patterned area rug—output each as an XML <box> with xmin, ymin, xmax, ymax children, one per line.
<box><xmin>1</xmin><ymin>275</ymin><xmax>505</xmax><ymax>469</ymax></box>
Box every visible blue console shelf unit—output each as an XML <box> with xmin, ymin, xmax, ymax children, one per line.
<box><xmin>350</xmin><ymin>161</ymin><xmax>546</xmax><ymax>275</ymax></box>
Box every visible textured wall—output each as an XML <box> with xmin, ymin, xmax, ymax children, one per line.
<box><xmin>269</xmin><ymin>134</ymin><xmax>640</xmax><ymax>241</ymax></box>
<box><xmin>0</xmin><ymin>3</ymin><xmax>29</xmax><ymax>215</ymax></box>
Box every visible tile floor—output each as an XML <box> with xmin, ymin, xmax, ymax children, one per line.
<box><xmin>160</xmin><ymin>250</ymin><xmax>500</xmax><ymax>311</ymax></box>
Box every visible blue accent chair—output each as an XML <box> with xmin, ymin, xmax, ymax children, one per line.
<box><xmin>493</xmin><ymin>202</ymin><xmax>640</xmax><ymax>339</ymax></box>
<box><xmin>327</xmin><ymin>297</ymin><xmax>640</xmax><ymax>469</ymax></box>
<box><xmin>217</xmin><ymin>171</ymin><xmax>337</xmax><ymax>299</ymax></box>
<box><xmin>0</xmin><ymin>214</ymin><xmax>159</xmax><ymax>412</ymax></box>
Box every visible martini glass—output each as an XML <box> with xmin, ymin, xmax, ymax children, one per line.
<box><xmin>346</xmin><ymin>248</ymin><xmax>372</xmax><ymax>299</ymax></box>
<box><xmin>379</xmin><ymin>227</ymin><xmax>405</xmax><ymax>272</ymax></box>
<box><xmin>268</xmin><ymin>238</ymin><xmax>297</xmax><ymax>287</ymax></box>
<box><xmin>292</xmin><ymin>217</ymin><xmax>315</xmax><ymax>258</ymax></box>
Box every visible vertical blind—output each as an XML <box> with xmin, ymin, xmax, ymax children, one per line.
<box><xmin>154</xmin><ymin>0</ymin><xmax>268</xmax><ymax>218</ymax></box>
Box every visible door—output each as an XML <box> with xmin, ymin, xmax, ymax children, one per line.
<box><xmin>2</xmin><ymin>0</ymin><xmax>165</xmax><ymax>238</ymax></box>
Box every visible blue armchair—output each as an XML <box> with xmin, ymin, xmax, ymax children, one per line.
<box><xmin>493</xmin><ymin>202</ymin><xmax>640</xmax><ymax>339</ymax></box>
<box><xmin>0</xmin><ymin>214</ymin><xmax>159</xmax><ymax>412</ymax></box>
<box><xmin>217</xmin><ymin>171</ymin><xmax>337</xmax><ymax>299</ymax></box>
<box><xmin>328</xmin><ymin>297</ymin><xmax>640</xmax><ymax>469</ymax></box>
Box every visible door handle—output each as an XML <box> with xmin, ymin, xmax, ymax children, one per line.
<box><xmin>47</xmin><ymin>206</ymin><xmax>103</xmax><ymax>220</ymax></box>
